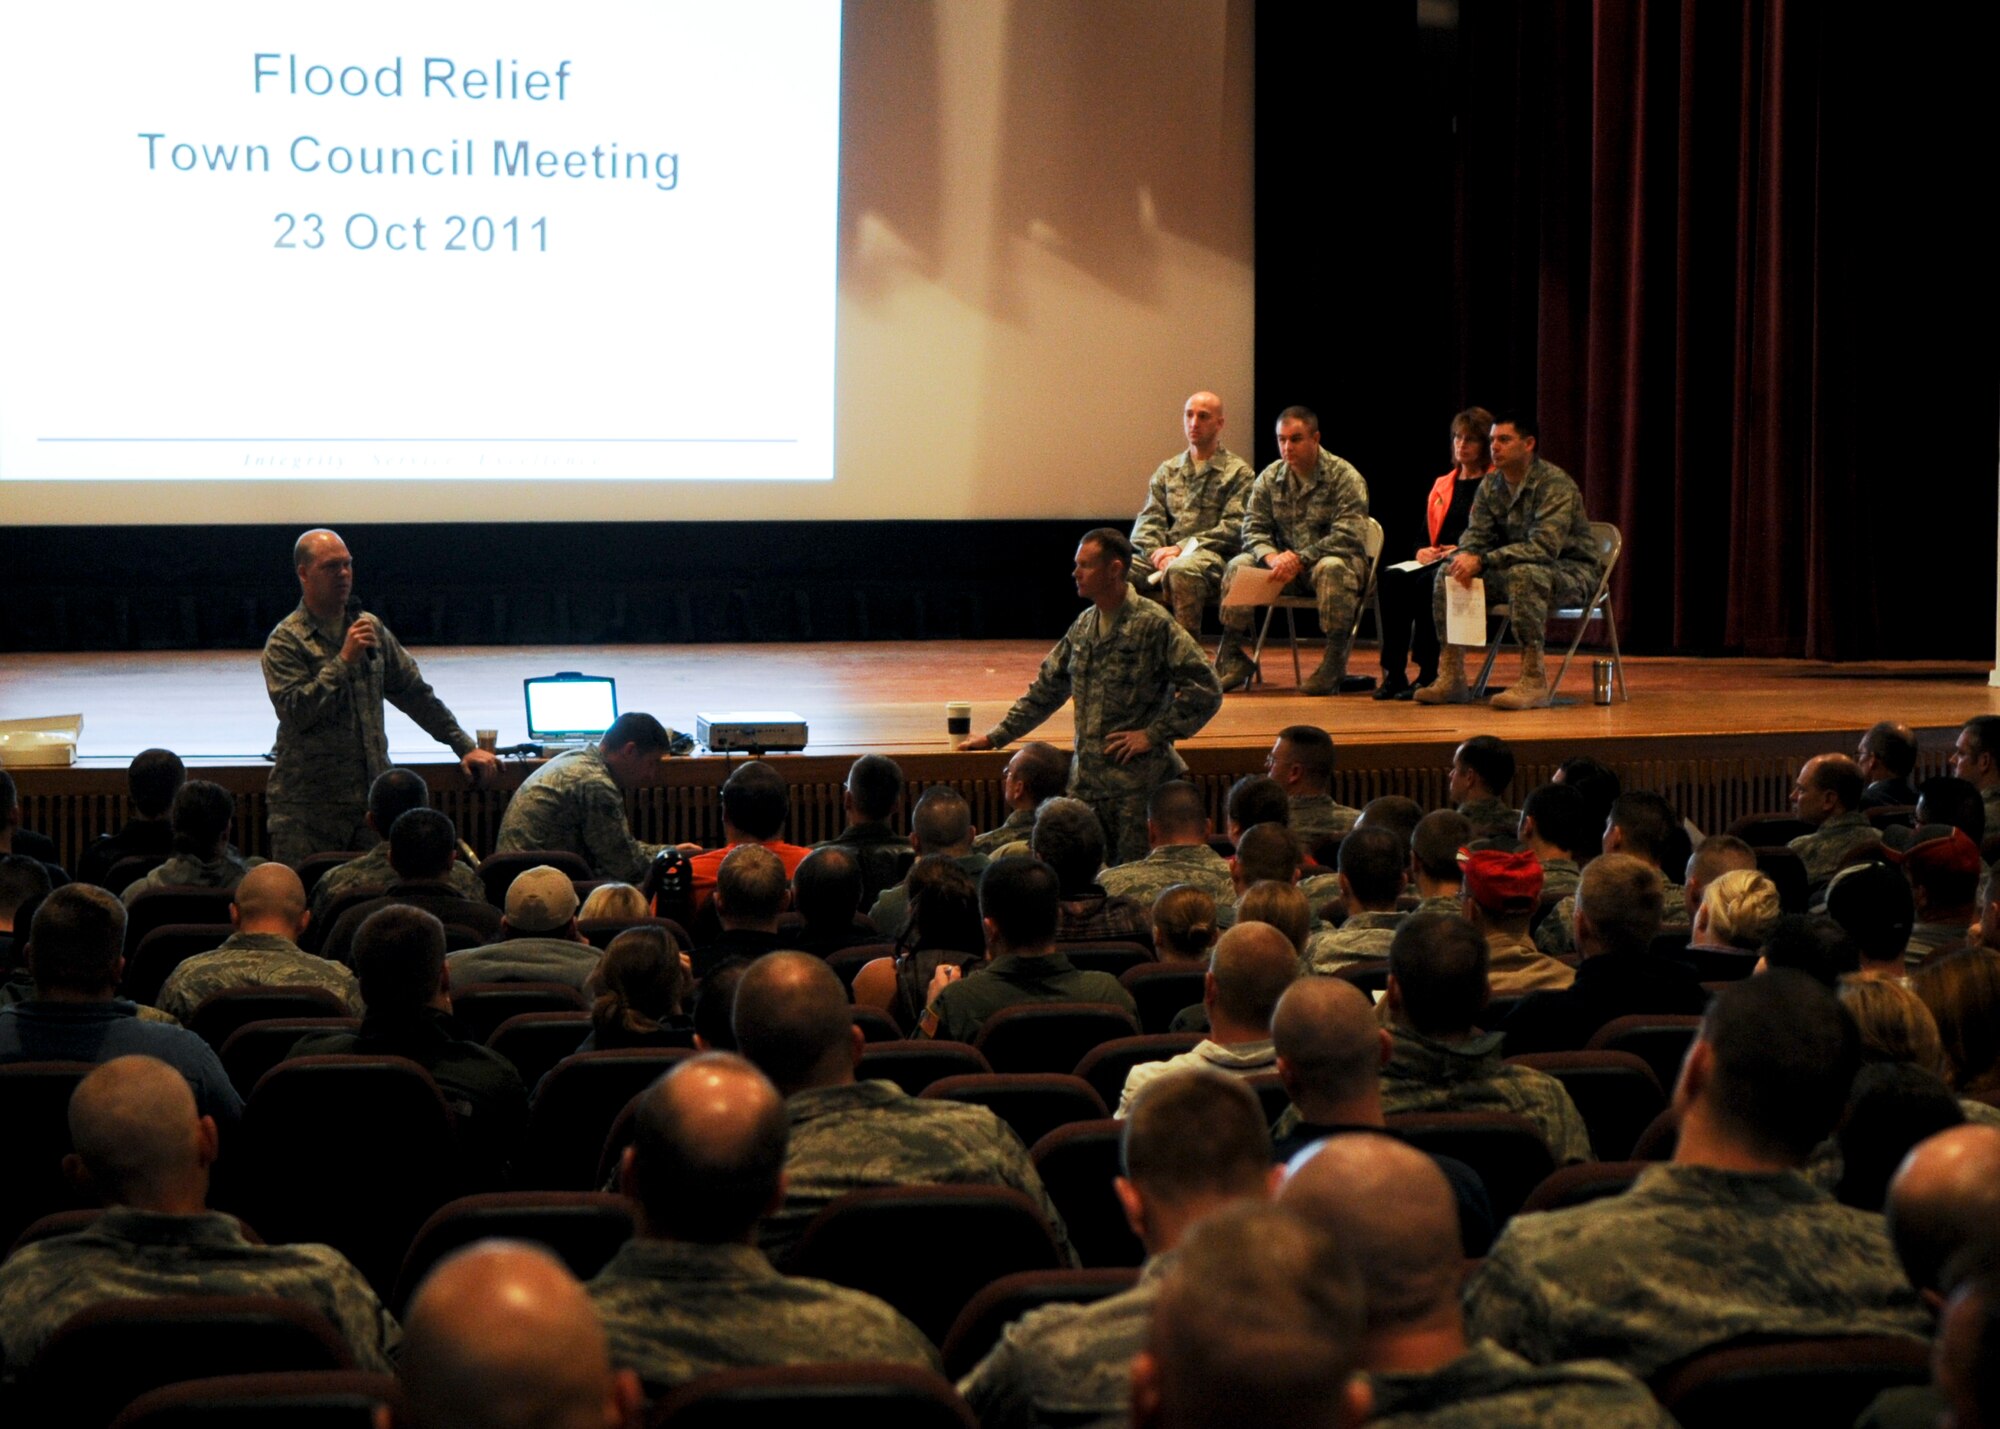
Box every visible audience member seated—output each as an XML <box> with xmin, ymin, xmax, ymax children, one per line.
<box><xmin>495</xmin><ymin>712</ymin><xmax>680</xmax><ymax>883</ymax></box>
<box><xmin>318</xmin><ymin>809</ymin><xmax>502</xmax><ymax>965</ymax></box>
<box><xmin>1223</xmin><ymin>775</ymin><xmax>1290</xmax><ymax>847</ymax></box>
<box><xmin>1518</xmin><ymin>782</ymin><xmax>1588</xmax><ymax>902</ymax></box>
<box><xmin>578</xmin><ymin>927</ymin><xmax>691</xmax><ymax>1052</ymax></box>
<box><xmin>1503</xmin><ymin>853</ymin><xmax>1706</xmax><ymax>1055</ymax></box>
<box><xmin>1912</xmin><ymin>947</ymin><xmax>2000</xmax><ymax>1110</ymax></box>
<box><xmin>1825</xmin><ymin>861</ymin><xmax>1917</xmax><ymax>981</ymax></box>
<box><xmin>1235</xmin><ymin>880</ymin><xmax>1312</xmax><ymax>960</ymax></box>
<box><xmin>868</xmin><ymin>788</ymin><xmax>988</xmax><ymax>942</ymax></box>
<box><xmin>960</xmin><ymin>1073</ymin><xmax>1278</xmax><ymax>1429</ymax></box>
<box><xmin>1457</xmin><ymin>843</ymin><xmax>1573</xmax><ymax>997</ymax></box>
<box><xmin>1686</xmin><ymin>866</ymin><xmax>1782</xmax><ymax>960</ymax></box>
<box><xmin>816</xmin><ymin>754</ymin><xmax>915</xmax><ymax>905</ymax></box>
<box><xmin>1465</xmin><ymin>970</ymin><xmax>1929</xmax><ymax>1377</ymax></box>
<box><xmin>77</xmin><ymin>748</ymin><xmax>184</xmax><ymax>888</ymax></box>
<box><xmin>1098</xmin><ymin>782</ymin><xmax>1236</xmax><ymax>908</ymax></box>
<box><xmin>1129</xmin><ymin>1201</ymin><xmax>1369</xmax><ymax>1429</ymax></box>
<box><xmin>120</xmin><ymin>779</ymin><xmax>264</xmax><ymax>906</ymax></box>
<box><xmin>688</xmin><ymin>759</ymin><xmax>812</xmax><ymax>917</ymax></box>
<box><xmin>308</xmin><ymin>768</ymin><xmax>483</xmax><ymax>923</ymax></box>
<box><xmin>690</xmin><ymin>845</ymin><xmax>789</xmax><ymax>980</ymax></box>
<box><xmin>1356</xmin><ymin>796</ymin><xmax>1426</xmax><ymax>852</ymax></box>
<box><xmin>1682</xmin><ymin>832</ymin><xmax>1757</xmax><ymax>922</ymax></box>
<box><xmin>393</xmin><ymin>1241</ymin><xmax>640</xmax><ymax>1429</ymax></box>
<box><xmin>733</xmin><ymin>951</ymin><xmax>1075</xmax><ymax>1266</ymax></box>
<box><xmin>1450</xmin><ymin>735</ymin><xmax>1519</xmax><ymax>840</ymax></box>
<box><xmin>586</xmin><ymin>1053</ymin><xmax>939</xmax><ymax>1396</ymax></box>
<box><xmin>1842</xmin><ymin>975</ymin><xmax>1959</xmax><ymax>1086</ymax></box>
<box><xmin>1913</xmin><ymin>775</ymin><xmax>1987</xmax><ymax>853</ymax></box>
<box><xmin>1149</xmin><ymin>884</ymin><xmax>1220</xmax><ymax>967</ymax></box>
<box><xmin>852</xmin><ymin>856</ymin><xmax>987</xmax><ymax>1033</ymax></box>
<box><xmin>1031</xmin><ymin>797</ymin><xmax>1150</xmax><ymax>942</ymax></box>
<box><xmin>579</xmin><ymin>881</ymin><xmax>649</xmax><ymax>924</ymax></box>
<box><xmin>1949</xmin><ymin>716</ymin><xmax>2000</xmax><ymax>845</ymax></box>
<box><xmin>447</xmin><ymin>864</ymin><xmax>601</xmax><ymax>990</ymax></box>
<box><xmin>1552</xmin><ymin>757</ymin><xmax>1622</xmax><ymax>860</ymax></box>
<box><xmin>0</xmin><ymin>1055</ymin><xmax>395</xmax><ymax>1382</ymax></box>
<box><xmin>1759</xmin><ymin>912</ymin><xmax>1863</xmax><ymax>988</ymax></box>
<box><xmin>1824</xmin><ymin>1063</ymin><xmax>1964</xmax><ymax>1210</ymax></box>
<box><xmin>0</xmin><ymin>854</ymin><xmax>52</xmax><ymax>976</ymax></box>
<box><xmin>788</xmin><ymin>847</ymin><xmax>877</xmax><ymax>958</ymax></box>
<box><xmin>1408</xmin><ymin>811</ymin><xmax>1471</xmax><ymax>919</ymax></box>
<box><xmin>1378</xmin><ymin>913</ymin><xmax>1592</xmax><ymax>1164</ymax></box>
<box><xmin>157</xmin><ymin>863</ymin><xmax>361</xmax><ymax>1022</ymax></box>
<box><xmin>1268</xmin><ymin>977</ymin><xmax>1494</xmax><ymax>1255</ymax></box>
<box><xmin>0</xmin><ymin>885</ymin><xmax>240</xmax><ymax>1124</ymax></box>
<box><xmin>919</xmin><ymin>859</ymin><xmax>1137</xmax><ymax>1042</ymax></box>
<box><xmin>1933</xmin><ymin>1268</ymin><xmax>2000</xmax><ymax>1429</ymax></box>
<box><xmin>973</xmin><ymin>742</ymin><xmax>1070</xmax><ymax>857</ymax></box>
<box><xmin>1267</xmin><ymin>725</ymin><xmax>1361</xmax><ymax>847</ymax></box>
<box><xmin>1537</xmin><ymin>792</ymin><xmax>1687</xmax><ymax>958</ymax></box>
<box><xmin>1897</xmin><ymin>827</ymin><xmax>1982</xmax><ymax>964</ymax></box>
<box><xmin>1282</xmin><ymin>1134</ymin><xmax>1670</xmax><ymax>1427</ymax></box>
<box><xmin>1302</xmin><ymin>826</ymin><xmax>1407</xmax><ymax>974</ymax></box>
<box><xmin>1790</xmin><ymin>753</ymin><xmax>1886</xmax><ymax>892</ymax></box>
<box><xmin>691</xmin><ymin>959</ymin><xmax>752</xmax><ymax>1052</ymax></box>
<box><xmin>292</xmin><ymin>906</ymin><xmax>528</xmax><ymax>1187</ymax></box>
<box><xmin>1858</xmin><ymin>720</ymin><xmax>1922</xmax><ymax>811</ymax></box>
<box><xmin>0</xmin><ymin>770</ymin><xmax>64</xmax><ymax>880</ymax></box>
<box><xmin>1116</xmin><ymin>922</ymin><xmax>1294</xmax><ymax>1115</ymax></box>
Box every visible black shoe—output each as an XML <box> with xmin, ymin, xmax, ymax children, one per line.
<box><xmin>1372</xmin><ymin>677</ymin><xmax>1410</xmax><ymax>701</ymax></box>
<box><xmin>1337</xmin><ymin>674</ymin><xmax>1378</xmax><ymax>695</ymax></box>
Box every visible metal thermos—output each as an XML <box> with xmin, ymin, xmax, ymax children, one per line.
<box><xmin>1592</xmin><ymin>660</ymin><xmax>1614</xmax><ymax>705</ymax></box>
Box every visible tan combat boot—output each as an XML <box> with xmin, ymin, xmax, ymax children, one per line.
<box><xmin>1413</xmin><ymin>644</ymin><xmax>1472</xmax><ymax>704</ymax></box>
<box><xmin>1299</xmin><ymin>642</ymin><xmax>1349</xmax><ymax>696</ymax></box>
<box><xmin>1214</xmin><ymin>633</ymin><xmax>1258</xmax><ymax>692</ymax></box>
<box><xmin>1490</xmin><ymin>646</ymin><xmax>1553</xmax><ymax>710</ymax></box>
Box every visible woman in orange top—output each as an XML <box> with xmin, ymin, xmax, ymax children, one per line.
<box><xmin>1375</xmin><ymin>407</ymin><xmax>1495</xmax><ymax>700</ymax></box>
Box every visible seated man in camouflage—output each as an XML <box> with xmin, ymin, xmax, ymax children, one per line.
<box><xmin>962</xmin><ymin>1073</ymin><xmax>1277</xmax><ymax>1429</ymax></box>
<box><xmin>1215</xmin><ymin>406</ymin><xmax>1372</xmax><ymax>696</ymax></box>
<box><xmin>1449</xmin><ymin>735</ymin><xmax>1520</xmax><ymax>840</ymax></box>
<box><xmin>1518</xmin><ymin>783</ymin><xmax>1589</xmax><ymax>904</ymax></box>
<box><xmin>587</xmin><ymin>1053</ymin><xmax>938</xmax><ymax>1397</ymax></box>
<box><xmin>1033</xmin><ymin>797</ymin><xmax>1150</xmax><ymax>943</ymax></box>
<box><xmin>1268</xmin><ymin>726</ymin><xmax>1361</xmax><ymax>852</ymax></box>
<box><xmin>1466</xmin><ymin>971</ymin><xmax>1931</xmax><ymax>1376</ymax></box>
<box><xmin>733</xmin><ymin>952</ymin><xmax>1075</xmax><ymax>1266</ymax></box>
<box><xmin>1456</xmin><ymin>843</ymin><xmax>1573</xmax><ymax>998</ymax></box>
<box><xmin>815</xmin><ymin>754</ymin><xmax>915</xmax><ymax>907</ymax></box>
<box><xmin>1378</xmin><ymin>912</ymin><xmax>1592</xmax><ymax>1164</ymax></box>
<box><xmin>1408</xmin><ymin>811</ymin><xmax>1472</xmax><ymax>919</ymax></box>
<box><xmin>1128</xmin><ymin>390</ymin><xmax>1255</xmax><ymax>635</ymax></box>
<box><xmin>156</xmin><ymin>862</ymin><xmax>361</xmax><ymax>1022</ymax></box>
<box><xmin>1948</xmin><ymin>716</ymin><xmax>2000</xmax><ymax>844</ymax></box>
<box><xmin>1417</xmin><ymin>414</ymin><xmax>1603</xmax><ymax>711</ymax></box>
<box><xmin>1097</xmin><ymin>781</ymin><xmax>1236</xmax><ymax>909</ymax></box>
<box><xmin>973</xmin><ymin>742</ymin><xmax>1070</xmax><ymax>857</ymax></box>
<box><xmin>1116</xmin><ymin>923</ymin><xmax>1294</xmax><ymax>1116</ymax></box>
<box><xmin>1789</xmin><ymin>753</ymin><xmax>1885</xmax><ymax>894</ymax></box>
<box><xmin>309</xmin><ymin>768</ymin><xmax>483</xmax><ymax>924</ymax></box>
<box><xmin>120</xmin><ymin>779</ymin><xmax>264</xmax><ymax>905</ymax></box>
<box><xmin>1282</xmin><ymin>1134</ymin><xmax>1671</xmax><ymax>1427</ymax></box>
<box><xmin>495</xmin><ymin>712</ymin><xmax>678</xmax><ymax>883</ymax></box>
<box><xmin>868</xmin><ymin>787</ymin><xmax>988</xmax><ymax>943</ymax></box>
<box><xmin>1536</xmin><ymin>792</ymin><xmax>1688</xmax><ymax>958</ymax></box>
<box><xmin>1303</xmin><ymin>826</ymin><xmax>1409</xmax><ymax>974</ymax></box>
<box><xmin>0</xmin><ymin>1055</ymin><xmax>395</xmax><ymax>1383</ymax></box>
<box><xmin>1682</xmin><ymin>832</ymin><xmax>1757</xmax><ymax>925</ymax></box>
<box><xmin>314</xmin><ymin>808</ymin><xmax>501</xmax><ymax>965</ymax></box>
<box><xmin>447</xmin><ymin>864</ymin><xmax>601</xmax><ymax>991</ymax></box>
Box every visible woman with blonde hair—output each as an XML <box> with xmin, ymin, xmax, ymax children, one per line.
<box><xmin>1151</xmin><ymin>884</ymin><xmax>1220</xmax><ymax>965</ymax></box>
<box><xmin>578</xmin><ymin>925</ymin><xmax>689</xmax><ymax>1052</ymax></box>
<box><xmin>1911</xmin><ymin>946</ymin><xmax>2000</xmax><ymax>1107</ymax></box>
<box><xmin>579</xmin><ymin>881</ymin><xmax>648</xmax><ymax>924</ymax></box>
<box><xmin>1839</xmin><ymin>975</ymin><xmax>1951</xmax><ymax>1081</ymax></box>
<box><xmin>1691</xmin><ymin>868</ymin><xmax>1782</xmax><ymax>951</ymax></box>
<box><xmin>1237</xmin><ymin>880</ymin><xmax>1311</xmax><ymax>957</ymax></box>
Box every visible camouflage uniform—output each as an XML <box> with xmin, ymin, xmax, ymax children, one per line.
<box><xmin>870</xmin><ymin>853</ymin><xmax>990</xmax><ymax>942</ymax></box>
<box><xmin>309</xmin><ymin>844</ymin><xmax>483</xmax><ymax>923</ymax></box>
<box><xmin>1380</xmin><ymin>1026</ymin><xmax>1594</xmax><ymax>1164</ymax></box>
<box><xmin>973</xmin><ymin>808</ymin><xmax>1038</xmax><ymax>858</ymax></box>
<box><xmin>1457</xmin><ymin>796</ymin><xmax>1521</xmax><ymax>841</ymax></box>
<box><xmin>1057</xmin><ymin>892</ymin><xmax>1151</xmax><ymax>944</ymax></box>
<box><xmin>987</xmin><ymin>590</ymin><xmax>1223</xmax><ymax>866</ymax></box>
<box><xmin>1415</xmin><ymin>893</ymin><xmax>1464</xmax><ymax>920</ymax></box>
<box><xmin>1538</xmin><ymin>857</ymin><xmax>1581</xmax><ymax>903</ymax></box>
<box><xmin>1907</xmin><ymin>919</ymin><xmax>1970</xmax><ymax>965</ymax></box>
<box><xmin>1464</xmin><ymin>1163</ymin><xmax>1932</xmax><ymax>1377</ymax></box>
<box><xmin>1221</xmin><ymin>451</ymin><xmax>1371</xmax><ymax>666</ymax></box>
<box><xmin>0</xmin><ymin>1207</ymin><xmax>397</xmax><ymax>1383</ymax></box>
<box><xmin>1129</xmin><ymin>447</ymin><xmax>1255</xmax><ymax>633</ymax></box>
<box><xmin>1366</xmin><ymin>1338</ymin><xmax>1675</xmax><ymax>1428</ymax></box>
<box><xmin>1303</xmin><ymin>910</ymin><xmax>1405</xmax><ymax>975</ymax></box>
<box><xmin>156</xmin><ymin>931</ymin><xmax>363</xmax><ymax>1023</ymax></box>
<box><xmin>1536</xmin><ymin>882</ymin><xmax>1688</xmax><ymax>960</ymax></box>
<box><xmin>1115</xmin><ymin>1038</ymin><xmax>1275</xmax><ymax>1117</ymax></box>
<box><xmin>1430</xmin><ymin>460</ymin><xmax>1601</xmax><ymax>652</ymax></box>
<box><xmin>1484</xmin><ymin>928</ymin><xmax>1576</xmax><ymax>998</ymax></box>
<box><xmin>588</xmin><ymin>1238</ymin><xmax>939</xmax><ymax>1397</ymax></box>
<box><xmin>1983</xmin><ymin>786</ymin><xmax>2000</xmax><ymax>847</ymax></box>
<box><xmin>959</xmin><ymin>1251</ymin><xmax>1172</xmax><ymax>1429</ymax></box>
<box><xmin>263</xmin><ymin>604</ymin><xmax>476</xmax><ymax>866</ymax></box>
<box><xmin>1290</xmin><ymin>794</ymin><xmax>1362</xmax><ymax>854</ymax></box>
<box><xmin>817</xmin><ymin>822</ymin><xmax>916</xmax><ymax>908</ymax></box>
<box><xmin>923</xmin><ymin>953</ymin><xmax>1138</xmax><ymax>1044</ymax></box>
<box><xmin>1788</xmin><ymin>812</ymin><xmax>1885</xmax><ymax>890</ymax></box>
<box><xmin>494</xmin><ymin>747</ymin><xmax>661</xmax><ymax>883</ymax></box>
<box><xmin>121</xmin><ymin>849</ymin><xmax>265</xmax><ymax>906</ymax></box>
<box><xmin>1096</xmin><ymin>843</ymin><xmax>1236</xmax><ymax>908</ymax></box>
<box><xmin>759</xmin><ymin>1080</ymin><xmax>1076</xmax><ymax>1267</ymax></box>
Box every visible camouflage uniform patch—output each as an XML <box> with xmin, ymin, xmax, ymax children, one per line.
<box><xmin>1789</xmin><ymin>812</ymin><xmax>1886</xmax><ymax>890</ymax></box>
<box><xmin>1538</xmin><ymin>857</ymin><xmax>1581</xmax><ymax>903</ymax></box>
<box><xmin>1221</xmin><ymin>450</ymin><xmax>1370</xmax><ymax>666</ymax></box>
<box><xmin>156</xmin><ymin>932</ymin><xmax>363</xmax><ymax>1023</ymax></box>
<box><xmin>494</xmin><ymin>747</ymin><xmax>662</xmax><ymax>883</ymax></box>
<box><xmin>310</xmin><ymin>845</ymin><xmax>483</xmax><ymax>924</ymax></box>
<box><xmin>1536</xmin><ymin>882</ymin><xmax>1687</xmax><ymax>959</ymax></box>
<box><xmin>1458</xmin><ymin>797</ymin><xmax>1522</xmax><ymax>841</ymax></box>
<box><xmin>1484</xmin><ymin>929</ymin><xmax>1576</xmax><ymax>998</ymax></box>
<box><xmin>1130</xmin><ymin>447</ymin><xmax>1254</xmax><ymax>633</ymax></box>
<box><xmin>1096</xmin><ymin>843</ymin><xmax>1237</xmax><ymax>909</ymax></box>
<box><xmin>1429</xmin><ymin>460</ymin><xmax>1601</xmax><ymax>651</ymax></box>
<box><xmin>1381</xmin><ymin>1026</ymin><xmax>1594</xmax><ymax>1164</ymax></box>
<box><xmin>973</xmin><ymin>808</ymin><xmax>1039</xmax><ymax>858</ymax></box>
<box><xmin>1464</xmin><ymin>1163</ymin><xmax>1932</xmax><ymax>1377</ymax></box>
<box><xmin>1290</xmin><ymin>794</ymin><xmax>1362</xmax><ymax>853</ymax></box>
<box><xmin>121</xmin><ymin>850</ymin><xmax>265</xmax><ymax>906</ymax></box>
<box><xmin>1367</xmin><ymin>1338</ymin><xmax>1676</xmax><ymax>1428</ymax></box>
<box><xmin>1304</xmin><ymin>910</ymin><xmax>1405</xmax><ymax>975</ymax></box>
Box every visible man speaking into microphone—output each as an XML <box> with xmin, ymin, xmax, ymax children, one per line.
<box><xmin>262</xmin><ymin>528</ymin><xmax>499</xmax><ymax>866</ymax></box>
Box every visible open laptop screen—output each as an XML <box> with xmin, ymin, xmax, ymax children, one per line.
<box><xmin>524</xmin><ymin>674</ymin><xmax>618</xmax><ymax>742</ymax></box>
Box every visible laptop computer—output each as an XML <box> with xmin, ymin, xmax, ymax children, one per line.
<box><xmin>523</xmin><ymin>672</ymin><xmax>617</xmax><ymax>752</ymax></box>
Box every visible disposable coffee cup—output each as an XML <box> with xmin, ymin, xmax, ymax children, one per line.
<box><xmin>946</xmin><ymin>702</ymin><xmax>973</xmax><ymax>748</ymax></box>
<box><xmin>476</xmin><ymin>729</ymin><xmax>499</xmax><ymax>751</ymax></box>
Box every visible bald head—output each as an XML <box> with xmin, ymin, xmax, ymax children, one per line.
<box><xmin>230</xmin><ymin>862</ymin><xmax>308</xmax><ymax>938</ymax></box>
<box><xmin>626</xmin><ymin>1053</ymin><xmax>788</xmax><ymax>1243</ymax></box>
<box><xmin>67</xmin><ymin>1055</ymin><xmax>211</xmax><ymax>1207</ymax></box>
<box><xmin>1889</xmin><ymin>1125</ymin><xmax>2000</xmax><ymax>1297</ymax></box>
<box><xmin>1282</xmin><ymin>1134</ymin><xmax>1462</xmax><ymax>1334</ymax></box>
<box><xmin>399</xmin><ymin>1241</ymin><xmax>636</xmax><ymax>1429</ymax></box>
<box><xmin>732</xmin><ymin>951</ymin><xmax>857</xmax><ymax>1095</ymax></box>
<box><xmin>1272</xmin><ymin>978</ymin><xmax>1382</xmax><ymax>1100</ymax></box>
<box><xmin>1209</xmin><ymin>922</ymin><xmax>1300</xmax><ymax>1031</ymax></box>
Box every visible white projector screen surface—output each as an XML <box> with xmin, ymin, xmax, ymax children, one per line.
<box><xmin>0</xmin><ymin>0</ymin><xmax>1255</xmax><ymax>524</ymax></box>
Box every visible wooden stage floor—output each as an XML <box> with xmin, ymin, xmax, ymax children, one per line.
<box><xmin>5</xmin><ymin>641</ymin><xmax>1996</xmax><ymax>768</ymax></box>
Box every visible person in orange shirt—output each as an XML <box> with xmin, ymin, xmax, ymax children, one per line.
<box><xmin>1375</xmin><ymin>407</ymin><xmax>1494</xmax><ymax>700</ymax></box>
<box><xmin>686</xmin><ymin>761</ymin><xmax>811</xmax><ymax>917</ymax></box>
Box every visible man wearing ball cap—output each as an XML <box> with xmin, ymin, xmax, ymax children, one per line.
<box><xmin>1458</xmin><ymin>841</ymin><xmax>1574</xmax><ymax>996</ymax></box>
<box><xmin>1888</xmin><ymin>826</ymin><xmax>1984</xmax><ymax>966</ymax></box>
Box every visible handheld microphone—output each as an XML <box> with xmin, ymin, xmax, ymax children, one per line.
<box><xmin>344</xmin><ymin>595</ymin><xmax>378</xmax><ymax>662</ymax></box>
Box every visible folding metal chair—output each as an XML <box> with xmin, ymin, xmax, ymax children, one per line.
<box><xmin>1472</xmin><ymin>521</ymin><xmax>1627</xmax><ymax>702</ymax></box>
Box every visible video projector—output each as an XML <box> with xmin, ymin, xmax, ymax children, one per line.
<box><xmin>696</xmin><ymin>712</ymin><xmax>809</xmax><ymax>754</ymax></box>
